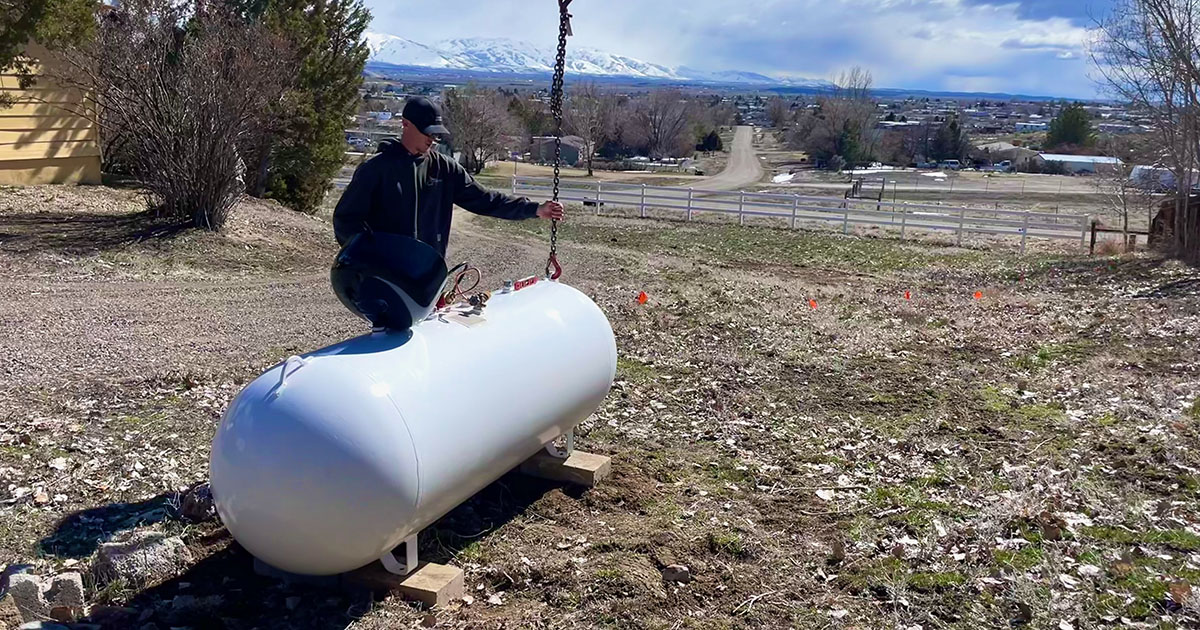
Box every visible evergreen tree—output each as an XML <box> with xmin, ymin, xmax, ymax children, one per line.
<box><xmin>697</xmin><ymin>129</ymin><xmax>722</xmax><ymax>152</ymax></box>
<box><xmin>1047</xmin><ymin>102</ymin><xmax>1095</xmax><ymax>149</ymax></box>
<box><xmin>231</xmin><ymin>0</ymin><xmax>370</xmax><ymax>214</ymax></box>
<box><xmin>930</xmin><ymin>116</ymin><xmax>966</xmax><ymax>161</ymax></box>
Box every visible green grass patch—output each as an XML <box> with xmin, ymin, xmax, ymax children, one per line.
<box><xmin>909</xmin><ymin>571</ymin><xmax>967</xmax><ymax>591</ymax></box>
<box><xmin>475</xmin><ymin>213</ymin><xmax>1015</xmax><ymax>275</ymax></box>
<box><xmin>1082</xmin><ymin>526</ymin><xmax>1200</xmax><ymax>552</ymax></box>
<box><xmin>706</xmin><ymin>457</ymin><xmax>754</xmax><ymax>484</ymax></box>
<box><xmin>1189</xmin><ymin>400</ymin><xmax>1200</xmax><ymax>420</ymax></box>
<box><xmin>706</xmin><ymin>531</ymin><xmax>746</xmax><ymax>557</ymax></box>
<box><xmin>1013</xmin><ymin>341</ymin><xmax>1096</xmax><ymax>371</ymax></box>
<box><xmin>456</xmin><ymin>541</ymin><xmax>485</xmax><ymax>563</ymax></box>
<box><xmin>993</xmin><ymin>545</ymin><xmax>1044</xmax><ymax>571</ymax></box>
<box><xmin>616</xmin><ymin>356</ymin><xmax>657</xmax><ymax>383</ymax></box>
<box><xmin>976</xmin><ymin>386</ymin><xmax>1067</xmax><ymax>427</ymax></box>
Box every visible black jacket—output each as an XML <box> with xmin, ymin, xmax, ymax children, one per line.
<box><xmin>333</xmin><ymin>139</ymin><xmax>539</xmax><ymax>256</ymax></box>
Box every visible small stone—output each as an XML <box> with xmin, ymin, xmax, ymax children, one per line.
<box><xmin>18</xmin><ymin>623</ymin><xmax>69</xmax><ymax>630</ymax></box>
<box><xmin>420</xmin><ymin>614</ymin><xmax>436</xmax><ymax>627</ymax></box>
<box><xmin>32</xmin><ymin>492</ymin><xmax>49</xmax><ymax>506</ymax></box>
<box><xmin>460</xmin><ymin>595</ymin><xmax>474</xmax><ymax>606</ymax></box>
<box><xmin>170</xmin><ymin>596</ymin><xmax>196</xmax><ymax>611</ymax></box>
<box><xmin>177</xmin><ymin>483</ymin><xmax>216</xmax><ymax>523</ymax></box>
<box><xmin>91</xmin><ymin>531</ymin><xmax>193</xmax><ymax>588</ymax></box>
<box><xmin>284</xmin><ymin>597</ymin><xmax>301</xmax><ymax>611</ymax></box>
<box><xmin>47</xmin><ymin>608</ymin><xmax>73</xmax><ymax>623</ymax></box>
<box><xmin>661</xmin><ymin>564</ymin><xmax>692</xmax><ymax>584</ymax></box>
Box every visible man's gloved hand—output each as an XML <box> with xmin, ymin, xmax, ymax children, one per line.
<box><xmin>536</xmin><ymin>201</ymin><xmax>565</xmax><ymax>220</ymax></box>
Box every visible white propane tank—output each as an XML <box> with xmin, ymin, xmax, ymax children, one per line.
<box><xmin>209</xmin><ymin>279</ymin><xmax>616</xmax><ymax>576</ymax></box>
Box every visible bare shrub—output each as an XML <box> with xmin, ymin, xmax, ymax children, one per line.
<box><xmin>46</xmin><ymin>0</ymin><xmax>293</xmax><ymax>230</ymax></box>
<box><xmin>442</xmin><ymin>85</ymin><xmax>519</xmax><ymax>175</ymax></box>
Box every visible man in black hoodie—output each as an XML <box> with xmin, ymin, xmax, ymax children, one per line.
<box><xmin>333</xmin><ymin>96</ymin><xmax>564</xmax><ymax>257</ymax></box>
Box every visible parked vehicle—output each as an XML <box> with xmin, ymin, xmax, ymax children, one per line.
<box><xmin>938</xmin><ymin>160</ymin><xmax>962</xmax><ymax>170</ymax></box>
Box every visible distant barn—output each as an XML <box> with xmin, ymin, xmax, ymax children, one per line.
<box><xmin>0</xmin><ymin>45</ymin><xmax>101</xmax><ymax>186</ymax></box>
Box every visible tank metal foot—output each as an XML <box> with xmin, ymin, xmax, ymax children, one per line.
<box><xmin>543</xmin><ymin>427</ymin><xmax>575</xmax><ymax>459</ymax></box>
<box><xmin>380</xmin><ymin>533</ymin><xmax>418</xmax><ymax>576</ymax></box>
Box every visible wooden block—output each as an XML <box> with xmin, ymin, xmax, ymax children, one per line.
<box><xmin>520</xmin><ymin>450</ymin><xmax>611</xmax><ymax>487</ymax></box>
<box><xmin>396</xmin><ymin>563</ymin><xmax>465</xmax><ymax>608</ymax></box>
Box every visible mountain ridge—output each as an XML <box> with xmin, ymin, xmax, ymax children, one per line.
<box><xmin>363</xmin><ymin>31</ymin><xmax>832</xmax><ymax>87</ymax></box>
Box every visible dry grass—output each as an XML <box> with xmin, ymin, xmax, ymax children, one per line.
<box><xmin>1</xmin><ymin>185</ymin><xmax>1198</xmax><ymax>629</ymax></box>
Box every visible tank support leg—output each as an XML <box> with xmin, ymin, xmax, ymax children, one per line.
<box><xmin>544</xmin><ymin>427</ymin><xmax>575</xmax><ymax>459</ymax></box>
<box><xmin>380</xmin><ymin>533</ymin><xmax>419</xmax><ymax>576</ymax></box>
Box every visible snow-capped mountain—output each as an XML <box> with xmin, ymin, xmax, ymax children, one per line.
<box><xmin>363</xmin><ymin>32</ymin><xmax>830</xmax><ymax>87</ymax></box>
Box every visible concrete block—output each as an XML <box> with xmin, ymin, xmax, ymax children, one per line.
<box><xmin>520</xmin><ymin>450</ymin><xmax>611</xmax><ymax>487</ymax></box>
<box><xmin>6</xmin><ymin>574</ymin><xmax>47</xmax><ymax>622</ymax></box>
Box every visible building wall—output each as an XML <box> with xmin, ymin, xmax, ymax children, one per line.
<box><xmin>0</xmin><ymin>48</ymin><xmax>102</xmax><ymax>186</ymax></box>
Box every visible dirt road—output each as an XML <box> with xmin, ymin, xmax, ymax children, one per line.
<box><xmin>693</xmin><ymin>125</ymin><xmax>763</xmax><ymax>190</ymax></box>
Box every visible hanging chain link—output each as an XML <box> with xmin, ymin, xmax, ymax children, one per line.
<box><xmin>545</xmin><ymin>0</ymin><xmax>571</xmax><ymax>279</ymax></box>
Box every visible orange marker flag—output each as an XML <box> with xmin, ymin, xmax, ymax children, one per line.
<box><xmin>904</xmin><ymin>290</ymin><xmax>911</xmax><ymax>300</ymax></box>
<box><xmin>637</xmin><ymin>291</ymin><xmax>648</xmax><ymax>305</ymax></box>
<box><xmin>809</xmin><ymin>299</ymin><xmax>818</xmax><ymax>310</ymax></box>
<box><xmin>973</xmin><ymin>291</ymin><xmax>983</xmax><ymax>300</ymax></box>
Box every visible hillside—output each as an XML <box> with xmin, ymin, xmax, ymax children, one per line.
<box><xmin>0</xmin><ymin>185</ymin><xmax>1198</xmax><ymax>629</ymax></box>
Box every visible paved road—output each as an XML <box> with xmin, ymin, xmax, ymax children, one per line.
<box><xmin>694</xmin><ymin>126</ymin><xmax>763</xmax><ymax>191</ymax></box>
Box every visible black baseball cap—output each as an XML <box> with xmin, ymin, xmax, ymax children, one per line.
<box><xmin>402</xmin><ymin>96</ymin><xmax>450</xmax><ymax>138</ymax></box>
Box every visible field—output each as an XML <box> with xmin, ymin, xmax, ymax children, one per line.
<box><xmin>755</xmin><ymin>133</ymin><xmax>1159</xmax><ymax>233</ymax></box>
<box><xmin>1</xmin><ymin>185</ymin><xmax>1199</xmax><ymax>629</ymax></box>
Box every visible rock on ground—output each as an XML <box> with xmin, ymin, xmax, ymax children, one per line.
<box><xmin>91</xmin><ymin>531</ymin><xmax>194</xmax><ymax>588</ymax></box>
<box><xmin>661</xmin><ymin>564</ymin><xmax>692</xmax><ymax>584</ymax></box>
<box><xmin>177</xmin><ymin>483</ymin><xmax>216</xmax><ymax>523</ymax></box>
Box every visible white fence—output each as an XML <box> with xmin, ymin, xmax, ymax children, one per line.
<box><xmin>512</xmin><ymin>176</ymin><xmax>1090</xmax><ymax>253</ymax></box>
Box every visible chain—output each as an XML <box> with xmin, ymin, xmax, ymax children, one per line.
<box><xmin>546</xmin><ymin>0</ymin><xmax>571</xmax><ymax>279</ymax></box>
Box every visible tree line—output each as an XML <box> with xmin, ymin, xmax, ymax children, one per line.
<box><xmin>425</xmin><ymin>84</ymin><xmax>734</xmax><ymax>176</ymax></box>
<box><xmin>2</xmin><ymin>0</ymin><xmax>368</xmax><ymax>230</ymax></box>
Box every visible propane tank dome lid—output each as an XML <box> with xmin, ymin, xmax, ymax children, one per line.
<box><xmin>330</xmin><ymin>231</ymin><xmax>449</xmax><ymax>331</ymax></box>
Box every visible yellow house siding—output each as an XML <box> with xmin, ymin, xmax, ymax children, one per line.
<box><xmin>0</xmin><ymin>49</ymin><xmax>101</xmax><ymax>186</ymax></box>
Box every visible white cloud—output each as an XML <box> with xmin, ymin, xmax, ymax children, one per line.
<box><xmin>363</xmin><ymin>0</ymin><xmax>1100</xmax><ymax>97</ymax></box>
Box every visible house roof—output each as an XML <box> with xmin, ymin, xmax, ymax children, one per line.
<box><xmin>1040</xmin><ymin>153</ymin><xmax>1124</xmax><ymax>164</ymax></box>
<box><xmin>977</xmin><ymin>142</ymin><xmax>1018</xmax><ymax>152</ymax></box>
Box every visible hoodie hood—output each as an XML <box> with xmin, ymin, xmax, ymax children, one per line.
<box><xmin>378</xmin><ymin>137</ymin><xmax>410</xmax><ymax>156</ymax></box>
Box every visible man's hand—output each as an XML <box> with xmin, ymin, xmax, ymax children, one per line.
<box><xmin>536</xmin><ymin>201</ymin><xmax>565</xmax><ymax>221</ymax></box>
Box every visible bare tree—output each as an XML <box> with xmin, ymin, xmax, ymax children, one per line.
<box><xmin>43</xmin><ymin>0</ymin><xmax>293</xmax><ymax>230</ymax></box>
<box><xmin>790</xmin><ymin>66</ymin><xmax>880</xmax><ymax>168</ymax></box>
<box><xmin>766</xmin><ymin>97</ymin><xmax>791</xmax><ymax>128</ymax></box>
<box><xmin>636</xmin><ymin>89</ymin><xmax>692</xmax><ymax>159</ymax></box>
<box><xmin>564</xmin><ymin>82</ymin><xmax>616</xmax><ymax>176</ymax></box>
<box><xmin>1093</xmin><ymin>0</ymin><xmax>1200</xmax><ymax>260</ymax></box>
<box><xmin>442</xmin><ymin>85</ymin><xmax>518</xmax><ymax>175</ymax></box>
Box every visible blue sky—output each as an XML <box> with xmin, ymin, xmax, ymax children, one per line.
<box><xmin>364</xmin><ymin>0</ymin><xmax>1117</xmax><ymax>99</ymax></box>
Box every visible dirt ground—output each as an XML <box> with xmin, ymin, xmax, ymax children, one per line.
<box><xmin>1</xmin><ymin>184</ymin><xmax>1199</xmax><ymax>629</ymax></box>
